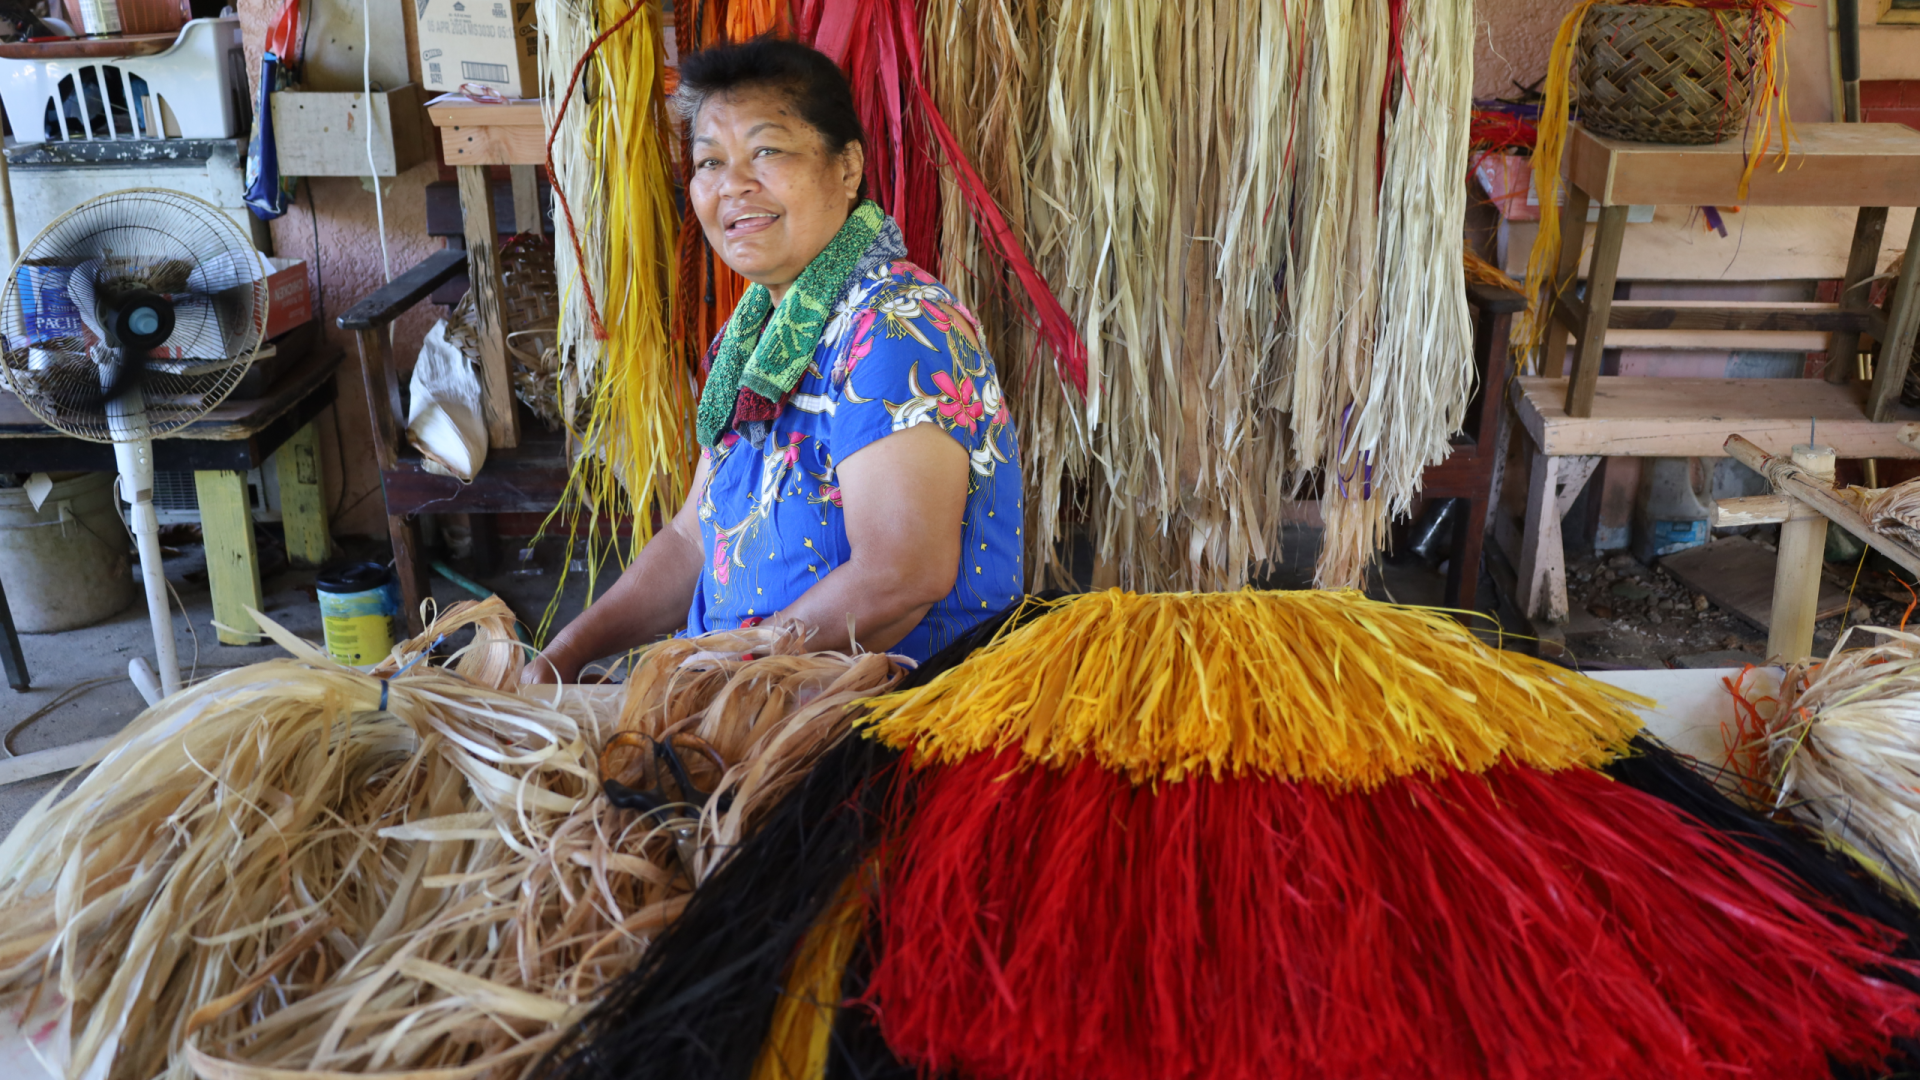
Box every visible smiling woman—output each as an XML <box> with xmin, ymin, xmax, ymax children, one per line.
<box><xmin>525</xmin><ymin>38</ymin><xmax>1024</xmax><ymax>681</ymax></box>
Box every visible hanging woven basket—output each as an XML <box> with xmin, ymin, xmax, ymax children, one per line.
<box><xmin>1575</xmin><ymin>5</ymin><xmax>1760</xmax><ymax>145</ymax></box>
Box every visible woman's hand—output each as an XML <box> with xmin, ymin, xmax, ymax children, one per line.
<box><xmin>520</xmin><ymin>643</ymin><xmax>583</xmax><ymax>686</ymax></box>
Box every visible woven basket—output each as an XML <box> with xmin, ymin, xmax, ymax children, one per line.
<box><xmin>1576</xmin><ymin>5</ymin><xmax>1760</xmax><ymax>145</ymax></box>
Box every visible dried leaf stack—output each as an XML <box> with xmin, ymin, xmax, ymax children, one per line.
<box><xmin>0</xmin><ymin>601</ymin><xmax>899</xmax><ymax>1079</ymax></box>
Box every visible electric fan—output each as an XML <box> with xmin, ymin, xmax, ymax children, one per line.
<box><xmin>0</xmin><ymin>190</ymin><xmax>269</xmax><ymax>704</ymax></box>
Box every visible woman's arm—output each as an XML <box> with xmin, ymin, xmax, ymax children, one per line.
<box><xmin>522</xmin><ymin>456</ymin><xmax>712</xmax><ymax>683</ymax></box>
<box><xmin>768</xmin><ymin>423</ymin><xmax>969</xmax><ymax>653</ymax></box>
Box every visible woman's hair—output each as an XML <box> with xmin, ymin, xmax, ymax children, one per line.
<box><xmin>673</xmin><ymin>37</ymin><xmax>865</xmax><ymax>160</ymax></box>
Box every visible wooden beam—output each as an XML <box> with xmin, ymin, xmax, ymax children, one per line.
<box><xmin>510</xmin><ymin>165</ymin><xmax>542</xmax><ymax>237</ymax></box>
<box><xmin>194</xmin><ymin>470</ymin><xmax>264</xmax><ymax>645</ymax></box>
<box><xmin>1726</xmin><ymin>434</ymin><xmax>1920</xmax><ymax>581</ymax></box>
<box><xmin>275</xmin><ymin>421</ymin><xmax>331</xmax><ymax>568</ymax></box>
<box><xmin>1868</xmin><ymin>209</ymin><xmax>1920</xmax><ymax>422</ymax></box>
<box><xmin>1564</xmin><ymin>204</ymin><xmax>1630</xmax><ymax>418</ymax></box>
<box><xmin>1597</xmin><ymin>300</ymin><xmax>1883</xmax><ymax>335</ymax></box>
<box><xmin>1826</xmin><ymin>206</ymin><xmax>1890</xmax><ymax>385</ymax></box>
<box><xmin>1765</xmin><ymin>444</ymin><xmax>1836</xmax><ymax>663</ymax></box>
<box><xmin>1540</xmin><ymin>184</ymin><xmax>1591</xmax><ymax>380</ymax></box>
<box><xmin>458</xmin><ymin>164</ymin><xmax>521</xmax><ymax>450</ymax></box>
<box><xmin>1566</xmin><ymin>122</ymin><xmax>1920</xmax><ymax>208</ymax></box>
<box><xmin>1514</xmin><ymin>377</ymin><xmax>1920</xmax><ymax>459</ymax></box>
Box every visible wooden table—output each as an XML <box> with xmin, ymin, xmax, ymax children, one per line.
<box><xmin>0</xmin><ymin>348</ymin><xmax>342</xmax><ymax>645</ymax></box>
<box><xmin>424</xmin><ymin>97</ymin><xmax>549</xmax><ymax>453</ymax></box>
<box><xmin>1506</xmin><ymin>123</ymin><xmax>1920</xmax><ymax>637</ymax></box>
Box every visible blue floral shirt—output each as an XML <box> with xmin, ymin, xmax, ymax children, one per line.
<box><xmin>687</xmin><ymin>259</ymin><xmax>1025</xmax><ymax>661</ymax></box>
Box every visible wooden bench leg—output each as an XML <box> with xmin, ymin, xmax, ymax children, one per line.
<box><xmin>458</xmin><ymin>164</ymin><xmax>521</xmax><ymax>450</ymax></box>
<box><xmin>1824</xmin><ymin>206</ymin><xmax>1888</xmax><ymax>386</ymax></box>
<box><xmin>1515</xmin><ymin>446</ymin><xmax>1601</xmax><ymax>630</ymax></box>
<box><xmin>389</xmin><ymin>512</ymin><xmax>432</xmax><ymax>637</ymax></box>
<box><xmin>194</xmin><ymin>469</ymin><xmax>264</xmax><ymax>645</ymax></box>
<box><xmin>1767</xmin><ymin>444</ymin><xmax>1837</xmax><ymax>662</ymax></box>
<box><xmin>1564</xmin><ymin>204</ymin><xmax>1629</xmax><ymax>418</ymax></box>
<box><xmin>0</xmin><ymin>576</ymin><xmax>28</xmax><ymax>692</ymax></box>
<box><xmin>274</xmin><ymin>421</ymin><xmax>331</xmax><ymax>569</ymax></box>
<box><xmin>1540</xmin><ymin>186</ymin><xmax>1590</xmax><ymax>380</ymax></box>
<box><xmin>1867</xmin><ymin>209</ymin><xmax>1920</xmax><ymax>422</ymax></box>
<box><xmin>1447</xmin><ymin>495</ymin><xmax>1485</xmax><ymax>613</ymax></box>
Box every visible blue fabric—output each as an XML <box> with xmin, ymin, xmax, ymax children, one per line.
<box><xmin>687</xmin><ymin>259</ymin><xmax>1024</xmax><ymax>662</ymax></box>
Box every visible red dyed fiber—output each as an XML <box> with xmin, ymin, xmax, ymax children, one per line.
<box><xmin>865</xmin><ymin>752</ymin><xmax>1920</xmax><ymax>1080</ymax></box>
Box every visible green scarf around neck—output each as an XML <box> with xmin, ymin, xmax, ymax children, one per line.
<box><xmin>696</xmin><ymin>199</ymin><xmax>888</xmax><ymax>448</ymax></box>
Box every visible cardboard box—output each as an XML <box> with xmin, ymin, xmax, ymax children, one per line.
<box><xmin>416</xmin><ymin>0</ymin><xmax>538</xmax><ymax>100</ymax></box>
<box><xmin>263</xmin><ymin>257</ymin><xmax>314</xmax><ymax>342</ymax></box>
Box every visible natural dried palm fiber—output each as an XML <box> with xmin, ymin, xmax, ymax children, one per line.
<box><xmin>1769</xmin><ymin>627</ymin><xmax>1920</xmax><ymax>904</ymax></box>
<box><xmin>0</xmin><ymin>600</ymin><xmax>885</xmax><ymax>1080</ymax></box>
<box><xmin>536</xmin><ymin>0</ymin><xmax>691</xmax><ymax>636</ymax></box>
<box><xmin>858</xmin><ymin>589</ymin><xmax>1646</xmax><ymax>786</ymax></box>
<box><xmin>1867</xmin><ymin>477</ymin><xmax>1920</xmax><ymax>549</ymax></box>
<box><xmin>534</xmin><ymin>594</ymin><xmax>1062</xmax><ymax>1080</ymax></box>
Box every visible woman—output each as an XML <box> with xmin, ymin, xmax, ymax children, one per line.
<box><xmin>526</xmin><ymin>37</ymin><xmax>1022</xmax><ymax>682</ymax></box>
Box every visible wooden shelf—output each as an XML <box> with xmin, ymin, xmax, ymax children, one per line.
<box><xmin>1512</xmin><ymin>376</ymin><xmax>1920</xmax><ymax>458</ymax></box>
<box><xmin>1567</xmin><ymin>123</ymin><xmax>1920</xmax><ymax>208</ymax></box>
<box><xmin>427</xmin><ymin>100</ymin><xmax>545</xmax><ymax>167</ymax></box>
<box><xmin>0</xmin><ymin>32</ymin><xmax>178</xmax><ymax>59</ymax></box>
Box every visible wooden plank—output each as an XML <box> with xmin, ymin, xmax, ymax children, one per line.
<box><xmin>194</xmin><ymin>470</ymin><xmax>264</xmax><ymax>646</ymax></box>
<box><xmin>1712</xmin><ymin>494</ymin><xmax>1803</xmax><ymax>526</ymax></box>
<box><xmin>1515</xmin><ymin>376</ymin><xmax>1920</xmax><ymax>458</ymax></box>
<box><xmin>427</xmin><ymin>101</ymin><xmax>545</xmax><ymax>128</ymax></box>
<box><xmin>1600</xmin><ymin>300</ymin><xmax>1884</xmax><ymax>334</ymax></box>
<box><xmin>1868</xmin><ymin>209</ymin><xmax>1920</xmax><ymax>422</ymax></box>
<box><xmin>1726</xmin><ymin>434</ymin><xmax>1920</xmax><ymax>581</ymax></box>
<box><xmin>433</xmin><ymin>107</ymin><xmax>547</xmax><ymax>166</ymax></box>
<box><xmin>1499</xmin><ymin>206</ymin><xmax>1915</xmax><ymax>281</ymax></box>
<box><xmin>274</xmin><ymin>422</ymin><xmax>331</xmax><ymax>568</ymax></box>
<box><xmin>1568</xmin><ymin>122</ymin><xmax>1920</xmax><ymax>207</ymax></box>
<box><xmin>337</xmin><ymin>247</ymin><xmax>468</xmax><ymax>330</ymax></box>
<box><xmin>458</xmin><ymin>165</ymin><xmax>521</xmax><ymax>450</ymax></box>
<box><xmin>1826</xmin><ymin>207</ymin><xmax>1890</xmax><ymax>384</ymax></box>
<box><xmin>270</xmin><ymin>85</ymin><xmax>429</xmax><ymax>177</ymax></box>
<box><xmin>1567</xmin><ymin>204</ymin><xmax>1630</xmax><ymax>417</ymax></box>
<box><xmin>1516</xmin><ymin>451</ymin><xmax>1571</xmax><ymax>627</ymax></box>
<box><xmin>1767</xmin><ymin>445</ymin><xmax>1838</xmax><ymax>662</ymax></box>
<box><xmin>1571</xmin><ymin>328</ymin><xmax>1833</xmax><ymax>352</ymax></box>
<box><xmin>510</xmin><ymin>165</ymin><xmax>542</xmax><ymax>237</ymax></box>
<box><xmin>1660</xmin><ymin>536</ymin><xmax>1854</xmax><ymax>636</ymax></box>
<box><xmin>1541</xmin><ymin>184</ymin><xmax>1591</xmax><ymax>379</ymax></box>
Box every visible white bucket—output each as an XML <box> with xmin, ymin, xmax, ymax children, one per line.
<box><xmin>0</xmin><ymin>472</ymin><xmax>135</xmax><ymax>633</ymax></box>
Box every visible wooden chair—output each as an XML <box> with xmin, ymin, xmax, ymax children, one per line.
<box><xmin>336</xmin><ymin>250</ymin><xmax>573</xmax><ymax>633</ymax></box>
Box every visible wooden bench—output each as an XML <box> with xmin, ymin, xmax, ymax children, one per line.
<box><xmin>1510</xmin><ymin>123</ymin><xmax>1920</xmax><ymax>634</ymax></box>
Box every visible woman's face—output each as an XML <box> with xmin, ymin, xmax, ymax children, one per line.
<box><xmin>689</xmin><ymin>87</ymin><xmax>865</xmax><ymax>301</ymax></box>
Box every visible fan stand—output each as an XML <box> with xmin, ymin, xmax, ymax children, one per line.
<box><xmin>108</xmin><ymin>391</ymin><xmax>180</xmax><ymax>704</ymax></box>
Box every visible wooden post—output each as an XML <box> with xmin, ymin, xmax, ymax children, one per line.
<box><xmin>1824</xmin><ymin>206</ymin><xmax>1888</xmax><ymax>384</ymax></box>
<box><xmin>509</xmin><ymin>164</ymin><xmax>542</xmax><ymax>235</ymax></box>
<box><xmin>194</xmin><ymin>470</ymin><xmax>264</xmax><ymax>645</ymax></box>
<box><xmin>1516</xmin><ymin>450</ymin><xmax>1571</xmax><ymax>627</ymax></box>
<box><xmin>1539</xmin><ymin>185</ymin><xmax>1591</xmax><ymax>379</ymax></box>
<box><xmin>0</xmin><ymin>576</ymin><xmax>28</xmax><ymax>691</ymax></box>
<box><xmin>458</xmin><ymin>164</ymin><xmax>521</xmax><ymax>449</ymax></box>
<box><xmin>1764</xmin><ymin>444</ymin><xmax>1836</xmax><ymax>663</ymax></box>
<box><xmin>1867</xmin><ymin>209</ymin><xmax>1920</xmax><ymax>422</ymax></box>
<box><xmin>275</xmin><ymin>421</ymin><xmax>331</xmax><ymax>568</ymax></box>
<box><xmin>1563</xmin><ymin>204</ymin><xmax>1630</xmax><ymax>418</ymax></box>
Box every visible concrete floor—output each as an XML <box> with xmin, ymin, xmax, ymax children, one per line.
<box><xmin>0</xmin><ymin>522</ymin><xmax>1456</xmax><ymax>838</ymax></box>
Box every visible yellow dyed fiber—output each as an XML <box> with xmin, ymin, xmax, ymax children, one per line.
<box><xmin>858</xmin><ymin>590</ymin><xmax>1648</xmax><ymax>787</ymax></box>
<box><xmin>750</xmin><ymin>879</ymin><xmax>866</xmax><ymax>1080</ymax></box>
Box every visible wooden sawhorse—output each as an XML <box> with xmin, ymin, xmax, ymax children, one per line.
<box><xmin>1512</xmin><ymin>123</ymin><xmax>1920</xmax><ymax>632</ymax></box>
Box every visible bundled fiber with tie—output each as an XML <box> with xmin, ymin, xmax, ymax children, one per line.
<box><xmin>534</xmin><ymin>589</ymin><xmax>1920</xmax><ymax>1080</ymax></box>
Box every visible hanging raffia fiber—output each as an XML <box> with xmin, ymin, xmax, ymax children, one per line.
<box><xmin>1768</xmin><ymin>626</ymin><xmax>1920</xmax><ymax>904</ymax></box>
<box><xmin>536</xmin><ymin>0</ymin><xmax>690</xmax><ymax>635</ymax></box>
<box><xmin>0</xmin><ymin>601</ymin><xmax>891</xmax><ymax>1080</ymax></box>
<box><xmin>1518</xmin><ymin>0</ymin><xmax>1794</xmax><ymax>368</ymax></box>
<box><xmin>1867</xmin><ymin>476</ymin><xmax>1920</xmax><ymax>547</ymax></box>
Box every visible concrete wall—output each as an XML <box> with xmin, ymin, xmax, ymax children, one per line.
<box><xmin>237</xmin><ymin>0</ymin><xmax>442</xmax><ymax>540</ymax></box>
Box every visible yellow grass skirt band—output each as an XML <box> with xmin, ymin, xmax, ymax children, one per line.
<box><xmin>857</xmin><ymin>590</ymin><xmax>1648</xmax><ymax>787</ymax></box>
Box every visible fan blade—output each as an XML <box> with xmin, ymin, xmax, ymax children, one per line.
<box><xmin>96</xmin><ymin>344</ymin><xmax>150</xmax><ymax>404</ymax></box>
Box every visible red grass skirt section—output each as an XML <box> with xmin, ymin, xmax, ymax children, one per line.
<box><xmin>864</xmin><ymin>753</ymin><xmax>1920</xmax><ymax>1080</ymax></box>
